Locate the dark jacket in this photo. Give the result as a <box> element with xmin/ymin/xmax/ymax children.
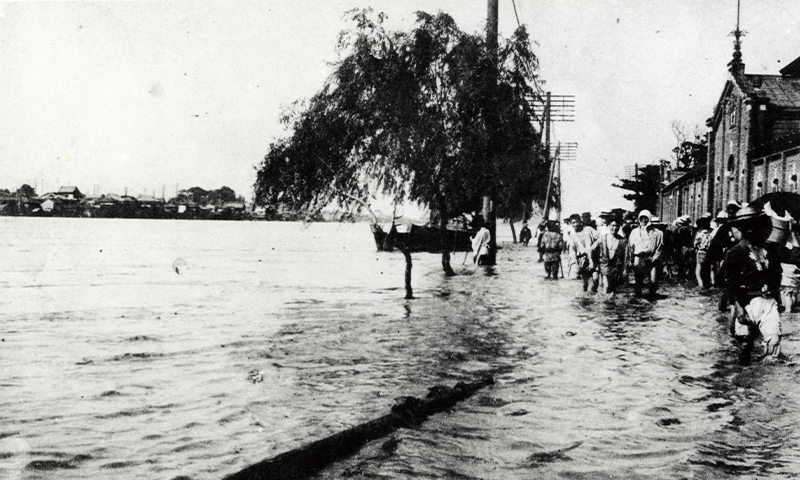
<box><xmin>724</xmin><ymin>240</ymin><xmax>781</xmax><ymax>307</ymax></box>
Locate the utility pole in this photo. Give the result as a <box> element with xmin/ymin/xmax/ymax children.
<box><xmin>534</xmin><ymin>93</ymin><xmax>575</xmax><ymax>223</ymax></box>
<box><xmin>541</xmin><ymin>93</ymin><xmax>553</xmax><ymax>220</ymax></box>
<box><xmin>484</xmin><ymin>0</ymin><xmax>498</xmax><ymax>265</ymax></box>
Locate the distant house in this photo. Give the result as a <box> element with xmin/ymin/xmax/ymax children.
<box><xmin>660</xmin><ymin>37</ymin><xmax>800</xmax><ymax>222</ymax></box>
<box><xmin>36</xmin><ymin>192</ymin><xmax>59</xmax><ymax>201</ymax></box>
<box><xmin>56</xmin><ymin>186</ymin><xmax>84</xmax><ymax>201</ymax></box>
<box><xmin>219</xmin><ymin>201</ymin><xmax>247</xmax><ymax>220</ymax></box>
<box><xmin>135</xmin><ymin>195</ymin><xmax>166</xmax><ymax>218</ymax></box>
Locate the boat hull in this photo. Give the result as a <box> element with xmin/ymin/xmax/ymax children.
<box><xmin>372</xmin><ymin>224</ymin><xmax>474</xmax><ymax>253</ymax></box>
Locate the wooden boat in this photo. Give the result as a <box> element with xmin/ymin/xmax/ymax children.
<box><xmin>371</xmin><ymin>223</ymin><xmax>475</xmax><ymax>253</ymax></box>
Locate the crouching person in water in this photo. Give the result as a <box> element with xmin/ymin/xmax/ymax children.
<box><xmin>540</xmin><ymin>221</ymin><xmax>564</xmax><ymax>279</ymax></box>
<box><xmin>724</xmin><ymin>207</ymin><xmax>783</xmax><ymax>364</ymax></box>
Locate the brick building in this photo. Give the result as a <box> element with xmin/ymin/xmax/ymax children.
<box><xmin>660</xmin><ymin>36</ymin><xmax>800</xmax><ymax>223</ymax></box>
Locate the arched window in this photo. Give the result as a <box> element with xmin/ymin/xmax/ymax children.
<box><xmin>726</xmin><ymin>155</ymin><xmax>735</xmax><ymax>177</ymax></box>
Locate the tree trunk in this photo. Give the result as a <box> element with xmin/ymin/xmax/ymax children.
<box><xmin>509</xmin><ymin>221</ymin><xmax>517</xmax><ymax>243</ymax></box>
<box><xmin>402</xmin><ymin>246</ymin><xmax>413</xmax><ymax>299</ymax></box>
<box><xmin>439</xmin><ymin>210</ymin><xmax>456</xmax><ymax>276</ymax></box>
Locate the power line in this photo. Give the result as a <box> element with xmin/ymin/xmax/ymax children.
<box><xmin>509</xmin><ymin>0</ymin><xmax>544</xmax><ymax>97</ymax></box>
<box><xmin>511</xmin><ymin>0</ymin><xmax>522</xmax><ymax>25</ymax></box>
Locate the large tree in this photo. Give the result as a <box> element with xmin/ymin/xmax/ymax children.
<box><xmin>613</xmin><ymin>164</ymin><xmax>661</xmax><ymax>214</ymax></box>
<box><xmin>255</xmin><ymin>9</ymin><xmax>547</xmax><ymax>274</ymax></box>
<box><xmin>671</xmin><ymin>122</ymin><xmax>708</xmax><ymax>171</ymax></box>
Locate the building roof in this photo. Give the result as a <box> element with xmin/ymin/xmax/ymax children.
<box><xmin>780</xmin><ymin>55</ymin><xmax>800</xmax><ymax>77</ymax></box>
<box><xmin>58</xmin><ymin>186</ymin><xmax>82</xmax><ymax>194</ymax></box>
<box><xmin>661</xmin><ymin>166</ymin><xmax>706</xmax><ymax>192</ymax></box>
<box><xmin>137</xmin><ymin>195</ymin><xmax>163</xmax><ymax>204</ymax></box>
<box><xmin>748</xmin><ymin>132</ymin><xmax>800</xmax><ymax>159</ymax></box>
<box><xmin>736</xmin><ymin>74</ymin><xmax>800</xmax><ymax>108</ymax></box>
<box><xmin>222</xmin><ymin>202</ymin><xmax>246</xmax><ymax>209</ymax></box>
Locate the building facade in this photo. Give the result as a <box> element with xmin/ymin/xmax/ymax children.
<box><xmin>660</xmin><ymin>41</ymin><xmax>800</xmax><ymax>223</ymax></box>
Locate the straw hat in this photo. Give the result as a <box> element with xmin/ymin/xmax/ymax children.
<box><xmin>730</xmin><ymin>205</ymin><xmax>764</xmax><ymax>226</ymax></box>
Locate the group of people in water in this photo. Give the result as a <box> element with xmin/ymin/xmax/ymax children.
<box><xmin>525</xmin><ymin>210</ymin><xmax>664</xmax><ymax>299</ymax></box>
<box><xmin>516</xmin><ymin>200</ymin><xmax>796</xmax><ymax>364</ymax></box>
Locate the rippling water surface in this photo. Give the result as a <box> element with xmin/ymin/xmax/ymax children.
<box><xmin>1</xmin><ymin>218</ymin><xmax>799</xmax><ymax>479</ymax></box>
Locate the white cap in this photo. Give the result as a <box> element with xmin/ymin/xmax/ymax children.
<box><xmin>638</xmin><ymin>209</ymin><xmax>653</xmax><ymax>220</ymax></box>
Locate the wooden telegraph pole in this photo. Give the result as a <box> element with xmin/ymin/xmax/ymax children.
<box><xmin>541</xmin><ymin>93</ymin><xmax>553</xmax><ymax>221</ymax></box>
<box><xmin>484</xmin><ymin>0</ymin><xmax>498</xmax><ymax>265</ymax></box>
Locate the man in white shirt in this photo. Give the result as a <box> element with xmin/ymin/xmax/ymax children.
<box><xmin>471</xmin><ymin>221</ymin><xmax>492</xmax><ymax>266</ymax></box>
<box><xmin>628</xmin><ymin>209</ymin><xmax>664</xmax><ymax>298</ymax></box>
<box><xmin>569</xmin><ymin>214</ymin><xmax>599</xmax><ymax>292</ymax></box>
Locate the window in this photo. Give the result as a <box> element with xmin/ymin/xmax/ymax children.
<box><xmin>729</xmin><ymin>108</ymin><xmax>737</xmax><ymax>127</ymax></box>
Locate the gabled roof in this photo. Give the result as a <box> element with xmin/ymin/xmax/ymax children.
<box><xmin>58</xmin><ymin>186</ymin><xmax>82</xmax><ymax>195</ymax></box>
<box><xmin>780</xmin><ymin>55</ymin><xmax>800</xmax><ymax>77</ymax></box>
<box><xmin>711</xmin><ymin>71</ymin><xmax>800</xmax><ymax>126</ymax></box>
<box><xmin>736</xmin><ymin>74</ymin><xmax>800</xmax><ymax>108</ymax></box>
<box><xmin>137</xmin><ymin>195</ymin><xmax>163</xmax><ymax>204</ymax></box>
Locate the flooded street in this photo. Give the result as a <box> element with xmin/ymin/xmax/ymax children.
<box><xmin>2</xmin><ymin>218</ymin><xmax>800</xmax><ymax>479</ymax></box>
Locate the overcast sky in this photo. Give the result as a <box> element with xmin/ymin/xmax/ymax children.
<box><xmin>1</xmin><ymin>0</ymin><xmax>799</xmax><ymax>215</ymax></box>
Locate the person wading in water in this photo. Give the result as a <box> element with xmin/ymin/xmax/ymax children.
<box><xmin>520</xmin><ymin>222</ymin><xmax>532</xmax><ymax>247</ymax></box>
<box><xmin>471</xmin><ymin>220</ymin><xmax>492</xmax><ymax>266</ymax></box>
<box><xmin>569</xmin><ymin>214</ymin><xmax>599</xmax><ymax>293</ymax></box>
<box><xmin>628</xmin><ymin>209</ymin><xmax>664</xmax><ymax>298</ymax></box>
<box><xmin>724</xmin><ymin>206</ymin><xmax>783</xmax><ymax>365</ymax></box>
<box><xmin>539</xmin><ymin>221</ymin><xmax>564</xmax><ymax>280</ymax></box>
<box><xmin>594</xmin><ymin>217</ymin><xmax>628</xmax><ymax>300</ymax></box>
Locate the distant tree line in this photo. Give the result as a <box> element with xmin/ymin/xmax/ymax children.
<box><xmin>0</xmin><ymin>184</ymin><xmax>255</xmax><ymax>220</ymax></box>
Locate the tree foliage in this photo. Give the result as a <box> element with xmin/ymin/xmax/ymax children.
<box><xmin>671</xmin><ymin>122</ymin><xmax>708</xmax><ymax>170</ymax></box>
<box><xmin>170</xmin><ymin>186</ymin><xmax>243</xmax><ymax>206</ymax></box>
<box><xmin>17</xmin><ymin>184</ymin><xmax>35</xmax><ymax>198</ymax></box>
<box><xmin>613</xmin><ymin>164</ymin><xmax>661</xmax><ymax>214</ymax></box>
<box><xmin>254</xmin><ymin>9</ymin><xmax>547</xmax><ymax>232</ymax></box>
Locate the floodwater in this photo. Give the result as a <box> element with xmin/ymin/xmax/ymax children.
<box><xmin>1</xmin><ymin>218</ymin><xmax>800</xmax><ymax>480</ymax></box>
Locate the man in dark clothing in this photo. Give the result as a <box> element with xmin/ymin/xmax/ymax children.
<box><xmin>581</xmin><ymin>212</ymin><xmax>597</xmax><ymax>230</ymax></box>
<box><xmin>539</xmin><ymin>221</ymin><xmax>564</xmax><ymax>279</ymax></box>
<box><xmin>520</xmin><ymin>222</ymin><xmax>532</xmax><ymax>247</ymax></box>
<box><xmin>724</xmin><ymin>207</ymin><xmax>782</xmax><ymax>364</ymax></box>
<box><xmin>535</xmin><ymin>222</ymin><xmax>547</xmax><ymax>261</ymax></box>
